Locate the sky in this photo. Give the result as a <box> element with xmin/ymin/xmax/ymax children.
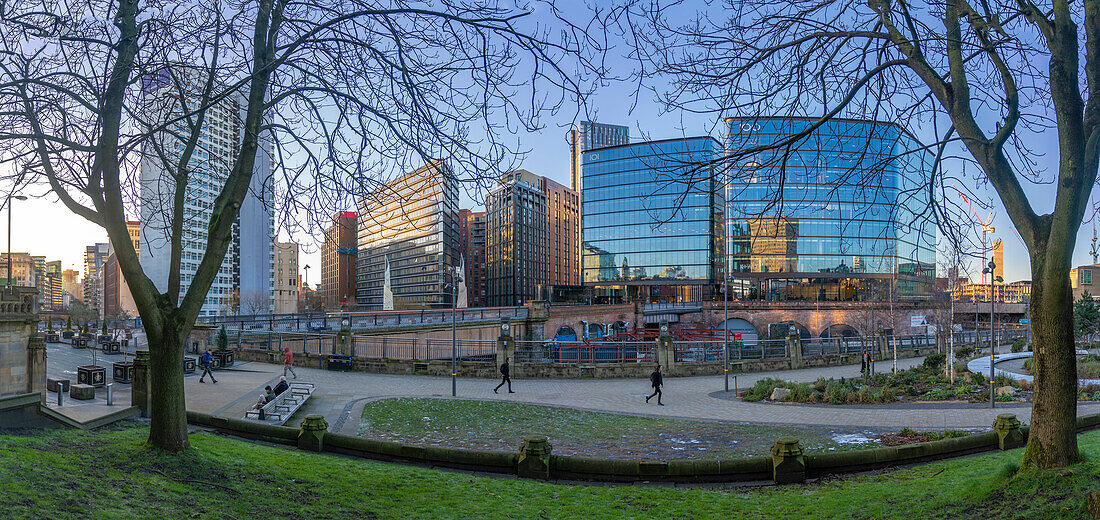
<box><xmin>0</xmin><ymin>2</ymin><xmax>1084</xmax><ymax>287</ymax></box>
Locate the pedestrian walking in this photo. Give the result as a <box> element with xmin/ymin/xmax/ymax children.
<box><xmin>645</xmin><ymin>364</ymin><xmax>664</xmax><ymax>405</ymax></box>
<box><xmin>494</xmin><ymin>356</ymin><xmax>514</xmax><ymax>393</ymax></box>
<box><xmin>283</xmin><ymin>346</ymin><xmax>297</xmax><ymax>379</ymax></box>
<box><xmin>198</xmin><ymin>349</ymin><xmax>218</xmax><ymax>384</ymax></box>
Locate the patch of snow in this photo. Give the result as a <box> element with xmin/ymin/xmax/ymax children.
<box><xmin>832</xmin><ymin>433</ymin><xmax>874</xmax><ymax>445</ymax></box>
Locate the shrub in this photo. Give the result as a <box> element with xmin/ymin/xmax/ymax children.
<box><xmin>972</xmin><ymin>372</ymin><xmax>986</xmax><ymax>385</ymax></box>
<box><xmin>742</xmin><ymin>378</ymin><xmax>800</xmax><ymax>401</ymax></box>
<box><xmin>955</xmin><ymin>347</ymin><xmax>974</xmax><ymax>360</ymax></box>
<box><xmin>1011</xmin><ymin>338</ymin><xmax>1026</xmax><ymax>353</ymax></box>
<box><xmin>922</xmin><ymin>354</ymin><xmax>946</xmax><ymax>370</ymax></box>
<box><xmin>217</xmin><ymin>326</ymin><xmax>229</xmax><ymax>351</ymax></box>
<box><xmin>926</xmin><ymin>430</ymin><xmax>969</xmax><ymax>441</ymax></box>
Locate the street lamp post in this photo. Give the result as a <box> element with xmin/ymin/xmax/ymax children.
<box><xmin>446</xmin><ymin>265</ymin><xmax>462</xmax><ymax>397</ymax></box>
<box><xmin>723</xmin><ymin>275</ymin><xmax>729</xmax><ymax>392</ymax></box>
<box><xmin>983</xmin><ymin>260</ymin><xmax>1003</xmax><ymax>408</ymax></box>
<box><xmin>6</xmin><ymin>194</ymin><xmax>27</xmax><ymax>291</ymax></box>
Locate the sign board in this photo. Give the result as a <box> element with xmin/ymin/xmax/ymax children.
<box><xmin>1020</xmin><ymin>318</ymin><xmax>1030</xmax><ymax>324</ymax></box>
<box><xmin>733</xmin><ymin>332</ymin><xmax>742</xmax><ymax>340</ymax></box>
<box><xmin>910</xmin><ymin>315</ymin><xmax>927</xmax><ymax>327</ymax></box>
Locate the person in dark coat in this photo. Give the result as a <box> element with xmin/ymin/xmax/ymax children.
<box><xmin>272</xmin><ymin>376</ymin><xmax>289</xmax><ymax>396</ymax></box>
<box><xmin>494</xmin><ymin>357</ymin><xmax>514</xmax><ymax>393</ymax></box>
<box><xmin>199</xmin><ymin>349</ymin><xmax>218</xmax><ymax>384</ymax></box>
<box><xmin>645</xmin><ymin>364</ymin><xmax>664</xmax><ymax>405</ymax></box>
<box><xmin>264</xmin><ymin>386</ymin><xmax>277</xmax><ymax>403</ymax></box>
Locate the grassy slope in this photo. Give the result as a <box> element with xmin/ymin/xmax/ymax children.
<box><xmin>2</xmin><ymin>424</ymin><xmax>1099</xmax><ymax>519</ymax></box>
<box><xmin>358</xmin><ymin>398</ymin><xmax>879</xmax><ymax>457</ymax></box>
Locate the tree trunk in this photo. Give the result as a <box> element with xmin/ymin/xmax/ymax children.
<box><xmin>146</xmin><ymin>322</ymin><xmax>190</xmax><ymax>451</ymax></box>
<box><xmin>1021</xmin><ymin>262</ymin><xmax>1080</xmax><ymax>469</ymax></box>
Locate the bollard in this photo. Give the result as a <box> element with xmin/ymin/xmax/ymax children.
<box><xmin>770</xmin><ymin>437</ymin><xmax>806</xmax><ymax>484</ymax></box>
<box><xmin>992</xmin><ymin>413</ymin><xmax>1025</xmax><ymax>450</ymax></box>
<box><xmin>56</xmin><ymin>385</ymin><xmax>63</xmax><ymax>406</ymax></box>
<box><xmin>517</xmin><ymin>435</ymin><xmax>553</xmax><ymax>479</ymax></box>
<box><xmin>733</xmin><ymin>375</ymin><xmax>738</xmax><ymax>395</ymax></box>
<box><xmin>298</xmin><ymin>414</ymin><xmax>328</xmax><ymax>452</ymax></box>
<box><xmin>106</xmin><ymin>383</ymin><xmax>113</xmax><ymax>406</ymax></box>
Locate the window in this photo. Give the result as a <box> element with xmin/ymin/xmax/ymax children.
<box><xmin>1083</xmin><ymin>269</ymin><xmax>1093</xmax><ymax>285</ymax></box>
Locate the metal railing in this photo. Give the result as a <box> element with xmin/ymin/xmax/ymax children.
<box><xmin>197</xmin><ymin>307</ymin><xmax>527</xmax><ymax>333</ymax></box>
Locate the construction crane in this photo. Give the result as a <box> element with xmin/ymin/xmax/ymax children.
<box><xmin>952</xmin><ymin>185</ymin><xmax>995</xmax><ymax>284</ymax></box>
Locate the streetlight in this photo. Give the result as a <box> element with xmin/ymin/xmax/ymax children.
<box><xmin>443</xmin><ymin>265</ymin><xmax>462</xmax><ymax>397</ymax></box>
<box><xmin>721</xmin><ymin>271</ymin><xmax>730</xmax><ymax>392</ymax></box>
<box><xmin>6</xmin><ymin>193</ymin><xmax>27</xmax><ymax>291</ymax></box>
<box><xmin>983</xmin><ymin>260</ymin><xmax>1003</xmax><ymax>408</ymax></box>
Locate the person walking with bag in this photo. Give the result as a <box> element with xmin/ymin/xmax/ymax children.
<box><xmin>645</xmin><ymin>364</ymin><xmax>663</xmax><ymax>405</ymax></box>
<box><xmin>494</xmin><ymin>356</ymin><xmax>514</xmax><ymax>393</ymax></box>
<box><xmin>198</xmin><ymin>349</ymin><xmax>218</xmax><ymax>384</ymax></box>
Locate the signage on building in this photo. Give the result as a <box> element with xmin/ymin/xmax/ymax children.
<box><xmin>910</xmin><ymin>315</ymin><xmax>927</xmax><ymax>327</ymax></box>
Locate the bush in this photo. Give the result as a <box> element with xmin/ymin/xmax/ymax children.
<box><xmin>1011</xmin><ymin>338</ymin><xmax>1026</xmax><ymax>353</ymax></box>
<box><xmin>955</xmin><ymin>347</ymin><xmax>974</xmax><ymax>360</ymax></box>
<box><xmin>217</xmin><ymin>326</ymin><xmax>229</xmax><ymax>351</ymax></box>
<box><xmin>922</xmin><ymin>354</ymin><xmax>946</xmax><ymax>370</ymax></box>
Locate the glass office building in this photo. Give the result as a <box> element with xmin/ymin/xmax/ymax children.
<box><xmin>356</xmin><ymin>161</ymin><xmax>459</xmax><ymax>310</ymax></box>
<box><xmin>581</xmin><ymin>137</ymin><xmax>723</xmax><ymax>303</ymax></box>
<box><xmin>724</xmin><ymin>117</ymin><xmax>936</xmax><ymax>301</ymax></box>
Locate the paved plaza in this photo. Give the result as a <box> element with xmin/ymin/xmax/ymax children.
<box><xmin>42</xmin><ymin>338</ymin><xmax>1099</xmax><ymax>436</ymax></box>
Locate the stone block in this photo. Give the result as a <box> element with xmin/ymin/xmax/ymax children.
<box><xmin>995</xmin><ymin>386</ymin><xmax>1017</xmax><ymax>397</ymax></box>
<box><xmin>992</xmin><ymin>413</ymin><xmax>1025</xmax><ymax>450</ymax></box>
<box><xmin>1087</xmin><ymin>490</ymin><xmax>1100</xmax><ymax>519</ymax></box>
<box><xmin>769</xmin><ymin>387</ymin><xmax>791</xmax><ymax>401</ymax></box>
<box><xmin>298</xmin><ymin>414</ymin><xmax>328</xmax><ymax>452</ymax></box>
<box><xmin>70</xmin><ymin>383</ymin><xmax>95</xmax><ymax>400</ymax></box>
<box><xmin>46</xmin><ymin>377</ymin><xmax>69</xmax><ymax>393</ymax></box>
<box><xmin>771</xmin><ymin>437</ymin><xmax>806</xmax><ymax>484</ymax></box>
<box><xmin>517</xmin><ymin>435</ymin><xmax>553</xmax><ymax>479</ymax></box>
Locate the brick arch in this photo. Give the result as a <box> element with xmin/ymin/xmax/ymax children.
<box><xmin>821</xmin><ymin>323</ymin><xmax>860</xmax><ymax>338</ymax></box>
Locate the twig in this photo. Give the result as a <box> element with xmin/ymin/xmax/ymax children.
<box><xmin>150</xmin><ymin>468</ymin><xmax>241</xmax><ymax>495</ymax></box>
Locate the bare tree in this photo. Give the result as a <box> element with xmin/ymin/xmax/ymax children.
<box><xmin>0</xmin><ymin>0</ymin><xmax>599</xmax><ymax>451</ymax></box>
<box><xmin>615</xmin><ymin>0</ymin><xmax>1096</xmax><ymax>468</ymax></box>
<box><xmin>241</xmin><ymin>290</ymin><xmax>269</xmax><ymax>315</ymax></box>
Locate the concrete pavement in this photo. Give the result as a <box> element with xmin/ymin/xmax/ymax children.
<box><xmin>44</xmin><ymin>338</ymin><xmax>1097</xmax><ymax>436</ymax></box>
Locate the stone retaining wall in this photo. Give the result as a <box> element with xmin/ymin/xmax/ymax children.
<box><xmin>188</xmin><ymin>409</ymin><xmax>1100</xmax><ymax>484</ymax></box>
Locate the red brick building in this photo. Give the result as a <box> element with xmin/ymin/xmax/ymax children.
<box><xmin>458</xmin><ymin>209</ymin><xmax>487</xmax><ymax>306</ymax></box>
<box><xmin>321</xmin><ymin>211</ymin><xmax>358</xmax><ymax>309</ymax></box>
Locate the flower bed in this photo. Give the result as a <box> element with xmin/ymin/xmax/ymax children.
<box><xmin>740</xmin><ymin>355</ymin><xmax>1029</xmax><ymax>404</ymax></box>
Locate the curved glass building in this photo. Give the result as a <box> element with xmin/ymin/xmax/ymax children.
<box><xmin>724</xmin><ymin>118</ymin><xmax>936</xmax><ymax>301</ymax></box>
<box><xmin>581</xmin><ymin>137</ymin><xmax>723</xmax><ymax>303</ymax></box>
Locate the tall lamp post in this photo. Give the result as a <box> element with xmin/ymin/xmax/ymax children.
<box><xmin>444</xmin><ymin>265</ymin><xmax>462</xmax><ymax>397</ymax></box>
<box><xmin>6</xmin><ymin>193</ymin><xmax>27</xmax><ymax>291</ymax></box>
<box><xmin>983</xmin><ymin>260</ymin><xmax>1003</xmax><ymax>408</ymax></box>
<box><xmin>722</xmin><ymin>275</ymin><xmax>729</xmax><ymax>392</ymax></box>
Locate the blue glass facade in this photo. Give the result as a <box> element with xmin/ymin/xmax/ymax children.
<box><xmin>724</xmin><ymin>118</ymin><xmax>936</xmax><ymax>301</ymax></box>
<box><xmin>582</xmin><ymin>137</ymin><xmax>723</xmax><ymax>302</ymax></box>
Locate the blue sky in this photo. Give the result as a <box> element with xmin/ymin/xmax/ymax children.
<box><xmin>2</xmin><ymin>2</ymin><xmax>1084</xmax><ymax>286</ymax></box>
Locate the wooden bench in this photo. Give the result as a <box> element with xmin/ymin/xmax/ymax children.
<box><xmin>243</xmin><ymin>382</ymin><xmax>315</xmax><ymax>425</ymax></box>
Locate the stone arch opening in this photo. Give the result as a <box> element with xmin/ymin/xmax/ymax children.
<box><xmin>821</xmin><ymin>323</ymin><xmax>859</xmax><ymax>338</ymax></box>
<box><xmin>554</xmin><ymin>326</ymin><xmax>577</xmax><ymax>342</ymax></box>
<box><xmin>768</xmin><ymin>321</ymin><xmax>811</xmax><ymax>340</ymax></box>
<box><xmin>718</xmin><ymin>318</ymin><xmax>761</xmax><ymax>344</ymax></box>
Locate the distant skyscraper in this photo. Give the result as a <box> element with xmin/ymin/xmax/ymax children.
<box><xmin>569</xmin><ymin>121</ymin><xmax>629</xmax><ymax>285</ymax></box>
<box><xmin>62</xmin><ymin>269</ymin><xmax>81</xmax><ymax>307</ymax></box>
<box><xmin>272</xmin><ymin>241</ymin><xmax>299</xmax><ymax>314</ymax></box>
<box><xmin>486</xmin><ymin>170</ymin><xmax>580</xmax><ymax>306</ymax></box>
<box><xmin>457</xmin><ymin>209</ymin><xmax>487</xmax><ymax>307</ymax></box>
<box><xmin>139</xmin><ymin>67</ymin><xmax>273</xmax><ymax>316</ymax></box>
<box><xmin>321</xmin><ymin>212</ymin><xmax>358</xmax><ymax>309</ymax></box>
<box><xmin>84</xmin><ymin>243</ymin><xmax>110</xmax><ymax>317</ymax></box>
<box><xmin>569</xmin><ymin>121</ymin><xmax>630</xmax><ymax>193</ymax></box>
<box><xmin>104</xmin><ymin>220</ymin><xmax>141</xmax><ymax>318</ymax></box>
<box><xmin>356</xmin><ymin>161</ymin><xmax>458</xmax><ymax>310</ymax></box>
<box><xmin>44</xmin><ymin>260</ymin><xmax>62</xmax><ymax>310</ymax></box>
<box><xmin>992</xmin><ymin>240</ymin><xmax>1004</xmax><ymax>280</ymax></box>
<box><xmin>0</xmin><ymin>252</ymin><xmax>34</xmax><ymax>288</ymax></box>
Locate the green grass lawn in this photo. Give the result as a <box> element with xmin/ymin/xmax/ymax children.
<box><xmin>2</xmin><ymin>423</ymin><xmax>1099</xmax><ymax>519</ymax></box>
<box><xmin>358</xmin><ymin>398</ymin><xmax>891</xmax><ymax>459</ymax></box>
